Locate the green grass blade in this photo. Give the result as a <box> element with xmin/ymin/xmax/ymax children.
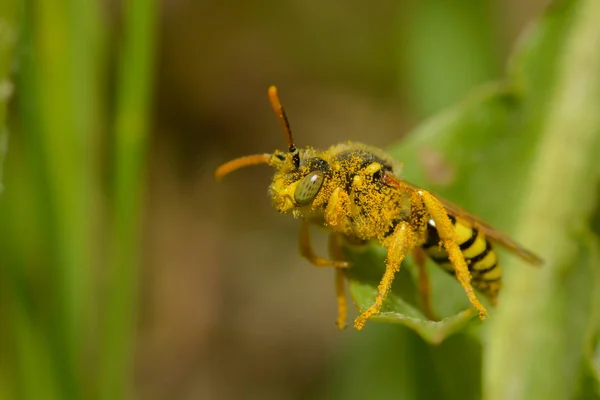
<box><xmin>1</xmin><ymin>0</ymin><xmax>103</xmax><ymax>397</ymax></box>
<box><xmin>99</xmin><ymin>0</ymin><xmax>157</xmax><ymax>397</ymax></box>
<box><xmin>28</xmin><ymin>0</ymin><xmax>104</xmax><ymax>395</ymax></box>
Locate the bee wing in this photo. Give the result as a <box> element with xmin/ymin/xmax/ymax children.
<box><xmin>381</xmin><ymin>173</ymin><xmax>543</xmax><ymax>266</ymax></box>
<box><xmin>435</xmin><ymin>195</ymin><xmax>543</xmax><ymax>266</ymax></box>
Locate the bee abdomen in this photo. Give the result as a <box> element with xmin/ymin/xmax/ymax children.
<box><xmin>421</xmin><ymin>217</ymin><xmax>502</xmax><ymax>302</ymax></box>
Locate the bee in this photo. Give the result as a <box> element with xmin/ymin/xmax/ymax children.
<box><xmin>215</xmin><ymin>86</ymin><xmax>543</xmax><ymax>330</ymax></box>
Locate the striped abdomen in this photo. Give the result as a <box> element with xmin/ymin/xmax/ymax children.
<box><xmin>422</xmin><ymin>215</ymin><xmax>502</xmax><ymax>303</ymax></box>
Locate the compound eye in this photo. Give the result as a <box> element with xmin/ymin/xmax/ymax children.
<box><xmin>294</xmin><ymin>171</ymin><xmax>325</xmax><ymax>205</ymax></box>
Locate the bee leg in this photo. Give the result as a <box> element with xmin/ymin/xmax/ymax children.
<box><xmin>354</xmin><ymin>222</ymin><xmax>414</xmax><ymax>330</ymax></box>
<box><xmin>324</xmin><ymin>187</ymin><xmax>351</xmax><ymax>230</ymax></box>
<box><xmin>417</xmin><ymin>189</ymin><xmax>488</xmax><ymax>319</ymax></box>
<box><xmin>299</xmin><ymin>221</ymin><xmax>350</xmax><ymax>268</ymax></box>
<box><xmin>329</xmin><ymin>233</ymin><xmax>348</xmax><ymax>329</ymax></box>
<box><xmin>412</xmin><ymin>247</ymin><xmax>439</xmax><ymax>321</ymax></box>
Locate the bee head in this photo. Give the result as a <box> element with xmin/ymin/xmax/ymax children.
<box><xmin>216</xmin><ymin>86</ymin><xmax>333</xmax><ymax>215</ymax></box>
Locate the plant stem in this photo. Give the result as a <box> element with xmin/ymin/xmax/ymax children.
<box><xmin>485</xmin><ymin>1</ymin><xmax>600</xmax><ymax>398</ymax></box>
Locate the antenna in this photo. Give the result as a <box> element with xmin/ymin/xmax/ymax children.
<box><xmin>214</xmin><ymin>154</ymin><xmax>271</xmax><ymax>180</ymax></box>
<box><xmin>268</xmin><ymin>86</ymin><xmax>300</xmax><ymax>168</ymax></box>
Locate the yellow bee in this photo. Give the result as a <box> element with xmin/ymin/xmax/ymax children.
<box><xmin>216</xmin><ymin>86</ymin><xmax>542</xmax><ymax>330</ymax></box>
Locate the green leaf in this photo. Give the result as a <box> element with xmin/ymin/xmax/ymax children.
<box><xmin>323</xmin><ymin>326</ymin><xmax>481</xmax><ymax>400</ymax></box>
<box><xmin>352</xmin><ymin>281</ymin><xmax>477</xmax><ymax>346</ymax></box>
<box><xmin>403</xmin><ymin>0</ymin><xmax>498</xmax><ymax>117</ymax></box>
<box><xmin>345</xmin><ymin>245</ymin><xmax>478</xmax><ymax>344</ymax></box>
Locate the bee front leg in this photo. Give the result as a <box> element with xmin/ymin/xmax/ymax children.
<box><xmin>299</xmin><ymin>221</ymin><xmax>349</xmax><ymax>268</ymax></box>
<box><xmin>322</xmin><ymin>187</ymin><xmax>354</xmax><ymax>328</ymax></box>
<box><xmin>417</xmin><ymin>189</ymin><xmax>488</xmax><ymax>319</ymax></box>
<box><xmin>354</xmin><ymin>221</ymin><xmax>415</xmax><ymax>330</ymax></box>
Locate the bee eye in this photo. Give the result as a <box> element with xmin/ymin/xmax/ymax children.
<box><xmin>294</xmin><ymin>171</ymin><xmax>325</xmax><ymax>205</ymax></box>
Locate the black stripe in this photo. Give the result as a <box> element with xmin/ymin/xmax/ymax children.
<box><xmin>422</xmin><ymin>225</ymin><xmax>440</xmax><ymax>249</ymax></box>
<box><xmin>473</xmin><ymin>261</ymin><xmax>498</xmax><ymax>276</ymax></box>
<box><xmin>467</xmin><ymin>240</ymin><xmax>492</xmax><ymax>264</ymax></box>
<box><xmin>430</xmin><ymin>251</ymin><xmax>478</xmax><ymax>272</ymax></box>
<box><xmin>481</xmin><ymin>276</ymin><xmax>501</xmax><ymax>283</ymax></box>
<box><xmin>459</xmin><ymin>228</ymin><xmax>478</xmax><ymax>250</ymax></box>
<box><xmin>422</xmin><ymin>216</ymin><xmax>456</xmax><ymax>249</ymax></box>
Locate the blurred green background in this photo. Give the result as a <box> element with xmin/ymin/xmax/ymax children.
<box><xmin>1</xmin><ymin>0</ymin><xmax>600</xmax><ymax>399</ymax></box>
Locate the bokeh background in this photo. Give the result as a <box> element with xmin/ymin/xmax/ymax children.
<box><xmin>4</xmin><ymin>0</ymin><xmax>590</xmax><ymax>399</ymax></box>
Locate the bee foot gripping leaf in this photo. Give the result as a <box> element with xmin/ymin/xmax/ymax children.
<box><xmin>349</xmin><ymin>275</ymin><xmax>478</xmax><ymax>345</ymax></box>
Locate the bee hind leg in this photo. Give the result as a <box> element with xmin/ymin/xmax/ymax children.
<box><xmin>354</xmin><ymin>221</ymin><xmax>415</xmax><ymax>330</ymax></box>
<box><xmin>417</xmin><ymin>189</ymin><xmax>488</xmax><ymax>319</ymax></box>
<box><xmin>299</xmin><ymin>222</ymin><xmax>350</xmax><ymax>329</ymax></box>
